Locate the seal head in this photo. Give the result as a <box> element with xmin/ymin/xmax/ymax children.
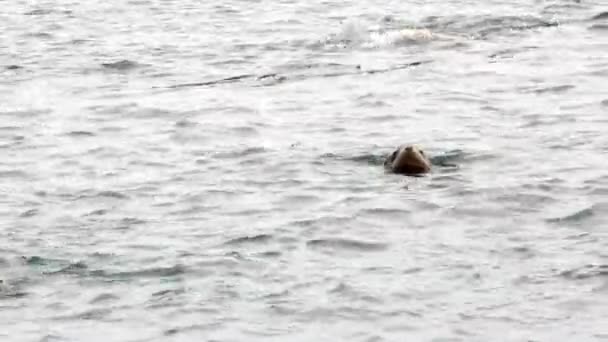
<box><xmin>384</xmin><ymin>145</ymin><xmax>431</xmax><ymax>175</ymax></box>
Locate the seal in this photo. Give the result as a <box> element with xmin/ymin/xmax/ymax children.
<box><xmin>384</xmin><ymin>145</ymin><xmax>431</xmax><ymax>175</ymax></box>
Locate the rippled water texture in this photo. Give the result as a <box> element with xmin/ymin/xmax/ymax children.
<box><xmin>1</xmin><ymin>0</ymin><xmax>608</xmax><ymax>341</ymax></box>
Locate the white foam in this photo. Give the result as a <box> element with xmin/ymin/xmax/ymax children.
<box><xmin>334</xmin><ymin>20</ymin><xmax>439</xmax><ymax>48</ymax></box>
<box><xmin>335</xmin><ymin>19</ymin><xmax>369</xmax><ymax>44</ymax></box>
<box><xmin>367</xmin><ymin>28</ymin><xmax>435</xmax><ymax>47</ymax></box>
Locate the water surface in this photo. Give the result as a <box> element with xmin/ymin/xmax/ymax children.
<box><xmin>1</xmin><ymin>1</ymin><xmax>608</xmax><ymax>341</ymax></box>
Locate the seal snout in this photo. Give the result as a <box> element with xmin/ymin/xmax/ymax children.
<box><xmin>385</xmin><ymin>144</ymin><xmax>432</xmax><ymax>175</ymax></box>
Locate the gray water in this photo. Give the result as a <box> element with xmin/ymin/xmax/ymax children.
<box><xmin>1</xmin><ymin>0</ymin><xmax>608</xmax><ymax>341</ymax></box>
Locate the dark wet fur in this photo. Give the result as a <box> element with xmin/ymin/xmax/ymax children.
<box><xmin>388</xmin><ymin>163</ymin><xmax>430</xmax><ymax>176</ymax></box>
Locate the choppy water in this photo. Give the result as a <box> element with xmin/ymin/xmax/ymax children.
<box><xmin>2</xmin><ymin>0</ymin><xmax>608</xmax><ymax>341</ymax></box>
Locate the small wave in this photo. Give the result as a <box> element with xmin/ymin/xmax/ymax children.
<box><xmin>167</xmin><ymin>74</ymin><xmax>255</xmax><ymax>88</ymax></box>
<box><xmin>489</xmin><ymin>46</ymin><xmax>539</xmax><ymax>60</ymax></box>
<box><xmin>546</xmin><ymin>207</ymin><xmax>594</xmax><ymax>223</ymax></box>
<box><xmin>104</xmin><ymin>265</ymin><xmax>187</xmax><ymax>279</ymax></box>
<box><xmin>24</xmin><ymin>8</ymin><xmax>72</xmax><ymax>16</ymax></box>
<box><xmin>224</xmin><ymin>234</ymin><xmax>273</xmax><ymax>245</ymax></box>
<box><xmin>327</xmin><ymin>19</ymin><xmax>443</xmax><ymax>49</ymax></box>
<box><xmin>163</xmin><ymin>323</ymin><xmax>221</xmax><ymax>336</ymax></box>
<box><xmin>542</xmin><ymin>3</ymin><xmax>586</xmax><ymax>14</ymax></box>
<box><xmin>429</xmin><ymin>149</ymin><xmax>465</xmax><ymax>167</ymax></box>
<box><xmin>591</xmin><ymin>12</ymin><xmax>608</xmax><ymax>21</ymax></box>
<box><xmin>320</xmin><ymin>152</ymin><xmax>388</xmax><ymax>166</ymax></box>
<box><xmin>152</xmin><ymin>288</ymin><xmax>186</xmax><ymax>298</ymax></box>
<box><xmin>422</xmin><ymin>14</ymin><xmax>557</xmax><ymax>39</ymax></box>
<box><xmin>114</xmin><ymin>217</ymin><xmax>146</xmax><ymax>229</ymax></box>
<box><xmin>0</xmin><ymin>109</ymin><xmax>51</xmax><ymax>117</ymax></box>
<box><xmin>0</xmin><ymin>280</ymin><xmax>27</xmax><ymax>299</ymax></box>
<box><xmin>26</xmin><ymin>32</ymin><xmax>53</xmax><ymax>39</ymax></box>
<box><xmin>560</xmin><ymin>264</ymin><xmax>608</xmax><ymax>280</ymax></box>
<box><xmin>80</xmin><ymin>190</ymin><xmax>128</xmax><ymax>200</ymax></box>
<box><xmin>256</xmin><ymin>250</ymin><xmax>281</xmax><ymax>258</ymax></box>
<box><xmin>4</xmin><ymin>65</ymin><xmax>22</xmax><ymax>70</ymax></box>
<box><xmin>98</xmin><ymin>191</ymin><xmax>128</xmax><ymax>199</ymax></box>
<box><xmin>22</xmin><ymin>256</ymin><xmax>144</xmax><ymax>280</ymax></box>
<box><xmin>85</xmin><ymin>209</ymin><xmax>108</xmax><ymax>216</ymax></box>
<box><xmin>230</xmin><ymin>126</ymin><xmax>259</xmax><ymax>136</ymax></box>
<box><xmin>66</xmin><ymin>130</ymin><xmax>95</xmax><ymax>137</ymax></box>
<box><xmin>479</xmin><ymin>16</ymin><xmax>558</xmax><ymax>37</ymax></box>
<box><xmin>589</xmin><ymin>24</ymin><xmax>608</xmax><ymax>31</ymax></box>
<box><xmin>258</xmin><ymin>73</ymin><xmax>287</xmax><ymax>86</ymax></box>
<box><xmin>36</xmin><ymin>263</ymin><xmax>187</xmax><ymax>282</ymax></box>
<box><xmin>358</xmin><ymin>207</ymin><xmax>411</xmax><ymax>216</ymax></box>
<box><xmin>525</xmin><ymin>84</ymin><xmax>575</xmax><ymax>94</ymax></box>
<box><xmin>0</xmin><ymin>126</ymin><xmax>22</xmax><ymax>132</ymax></box>
<box><xmin>101</xmin><ymin>59</ymin><xmax>141</xmax><ymax>70</ymax></box>
<box><xmin>89</xmin><ymin>293</ymin><xmax>120</xmax><ymax>304</ymax></box>
<box><xmin>307</xmin><ymin>238</ymin><xmax>388</xmax><ymax>252</ymax></box>
<box><xmin>367</xmin><ymin>28</ymin><xmax>436</xmax><ymax>47</ymax></box>
<box><xmin>167</xmin><ymin>60</ymin><xmax>428</xmax><ymax>89</ymax></box>
<box><xmin>214</xmin><ymin>146</ymin><xmax>267</xmax><ymax>159</ymax></box>
<box><xmin>76</xmin><ymin>308</ymin><xmax>112</xmax><ymax>320</ymax></box>
<box><xmin>19</xmin><ymin>209</ymin><xmax>39</xmax><ymax>218</ymax></box>
<box><xmin>0</xmin><ymin>170</ymin><xmax>29</xmax><ymax>179</ymax></box>
<box><xmin>23</xmin><ymin>255</ymin><xmax>55</xmax><ymax>266</ymax></box>
<box><xmin>45</xmin><ymin>261</ymin><xmax>88</xmax><ymax>275</ymax></box>
<box><xmin>174</xmin><ymin>119</ymin><xmax>198</xmax><ymax>128</ymax></box>
<box><xmin>346</xmin><ymin>153</ymin><xmax>387</xmax><ymax>166</ymax></box>
<box><xmin>24</xmin><ymin>9</ymin><xmax>52</xmax><ymax>15</ymax></box>
<box><xmin>38</xmin><ymin>334</ymin><xmax>67</xmax><ymax>342</ymax></box>
<box><xmin>329</xmin><ymin>282</ymin><xmax>383</xmax><ymax>304</ymax></box>
<box><xmin>53</xmin><ymin>308</ymin><xmax>112</xmax><ymax>321</ymax></box>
